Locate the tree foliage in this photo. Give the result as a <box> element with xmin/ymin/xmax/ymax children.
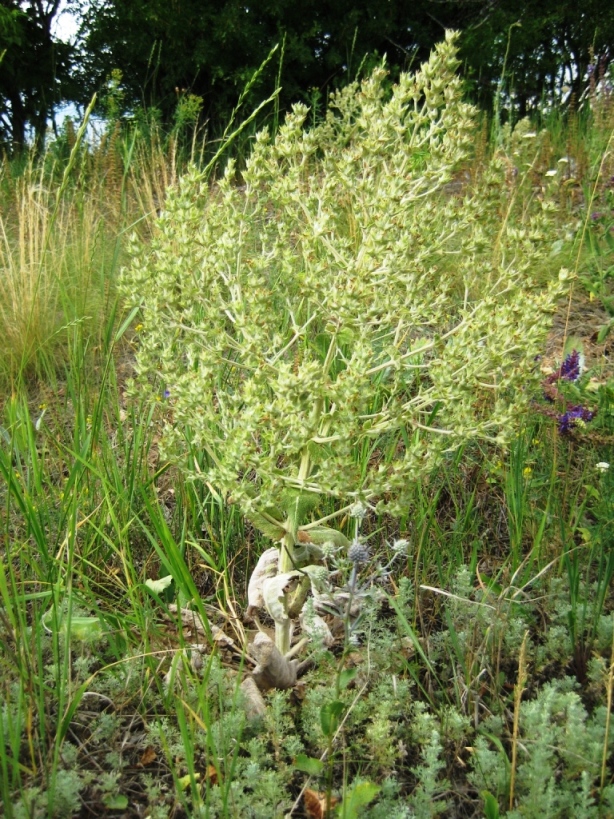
<box><xmin>2</xmin><ymin>1</ymin><xmax>613</xmax><ymax>151</ymax></box>
<box><xmin>77</xmin><ymin>0</ymin><xmax>457</xmax><ymax>133</ymax></box>
<box><xmin>0</xmin><ymin>1</ymin><xmax>72</xmax><ymax>151</ymax></box>
<box><xmin>459</xmin><ymin>0</ymin><xmax>614</xmax><ymax>115</ymax></box>
<box><xmin>76</xmin><ymin>0</ymin><xmax>614</xmax><ymax>135</ymax></box>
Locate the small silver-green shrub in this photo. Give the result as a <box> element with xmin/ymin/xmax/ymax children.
<box><xmin>470</xmin><ymin>679</ymin><xmax>614</xmax><ymax>817</ymax></box>
<box><xmin>124</xmin><ymin>32</ymin><xmax>567</xmax><ymax>651</ymax></box>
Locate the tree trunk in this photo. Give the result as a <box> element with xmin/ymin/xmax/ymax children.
<box><xmin>9</xmin><ymin>93</ymin><xmax>26</xmax><ymax>152</ymax></box>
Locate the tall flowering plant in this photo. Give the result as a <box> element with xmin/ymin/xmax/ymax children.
<box><xmin>125</xmin><ymin>33</ymin><xmax>567</xmax><ymax>655</ymax></box>
<box><xmin>542</xmin><ymin>344</ymin><xmax>596</xmax><ymax>434</ymax></box>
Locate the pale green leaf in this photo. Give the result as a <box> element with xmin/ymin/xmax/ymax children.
<box><xmin>294</xmin><ymin>754</ymin><xmax>324</xmax><ymax>776</ymax></box>
<box><xmin>145</xmin><ymin>575</ymin><xmax>174</xmax><ymax>594</ymax></box>
<box><xmin>103</xmin><ymin>794</ymin><xmax>129</xmax><ymax>811</ymax></box>
<box><xmin>60</xmin><ymin>616</ymin><xmax>103</xmax><ymax>642</ymax></box>
<box><xmin>245</xmin><ymin>510</ymin><xmax>286</xmax><ymax>541</ymax></box>
<box><xmin>340</xmin><ymin>782</ymin><xmax>381</xmax><ymax>817</ymax></box>
<box><xmin>299</xmin><ymin>526</ymin><xmax>350</xmax><ymax>548</ymax></box>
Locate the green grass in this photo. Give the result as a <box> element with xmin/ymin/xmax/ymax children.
<box><xmin>0</xmin><ymin>85</ymin><xmax>613</xmax><ymax>818</ymax></box>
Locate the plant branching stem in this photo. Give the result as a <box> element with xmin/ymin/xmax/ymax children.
<box><xmin>275</xmin><ymin>334</ymin><xmax>339</xmax><ymax>653</ymax></box>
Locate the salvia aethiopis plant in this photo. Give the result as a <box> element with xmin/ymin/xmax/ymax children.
<box><xmin>124</xmin><ymin>32</ymin><xmax>568</xmax><ymax>657</ymax></box>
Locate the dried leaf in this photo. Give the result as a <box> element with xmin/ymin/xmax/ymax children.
<box><xmin>250</xmin><ymin>632</ymin><xmax>298</xmax><ymax>690</ymax></box>
<box><xmin>168</xmin><ymin>605</ymin><xmax>234</xmax><ymax>648</ymax></box>
<box><xmin>240</xmin><ymin>675</ymin><xmax>267</xmax><ymax>719</ymax></box>
<box><xmin>304</xmin><ymin>788</ymin><xmax>339</xmax><ymax>818</ymax></box>
<box><xmin>247</xmin><ymin>548</ymin><xmax>279</xmax><ymax>613</ymax></box>
<box><xmin>299</xmin><ymin>604</ymin><xmax>334</xmax><ymax>647</ymax></box>
<box><xmin>190</xmin><ymin>645</ymin><xmax>205</xmax><ymax>672</ymax></box>
<box><xmin>139</xmin><ymin>746</ymin><xmax>157</xmax><ymax>766</ymax></box>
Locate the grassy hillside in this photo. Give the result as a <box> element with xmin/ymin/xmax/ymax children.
<box><xmin>0</xmin><ymin>56</ymin><xmax>613</xmax><ymax>818</ymax></box>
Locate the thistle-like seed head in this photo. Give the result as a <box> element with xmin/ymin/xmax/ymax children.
<box><xmin>348</xmin><ymin>540</ymin><xmax>371</xmax><ymax>565</ymax></box>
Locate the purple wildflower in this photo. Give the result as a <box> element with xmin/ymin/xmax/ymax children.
<box><xmin>558</xmin><ymin>405</ymin><xmax>595</xmax><ymax>434</ymax></box>
<box><xmin>543</xmin><ymin>350</ymin><xmax>582</xmax><ymax>401</ymax></box>
<box><xmin>559</xmin><ymin>350</ymin><xmax>581</xmax><ymax>381</ymax></box>
<box><xmin>163</xmin><ymin>388</ymin><xmax>171</xmax><ymax>399</ymax></box>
